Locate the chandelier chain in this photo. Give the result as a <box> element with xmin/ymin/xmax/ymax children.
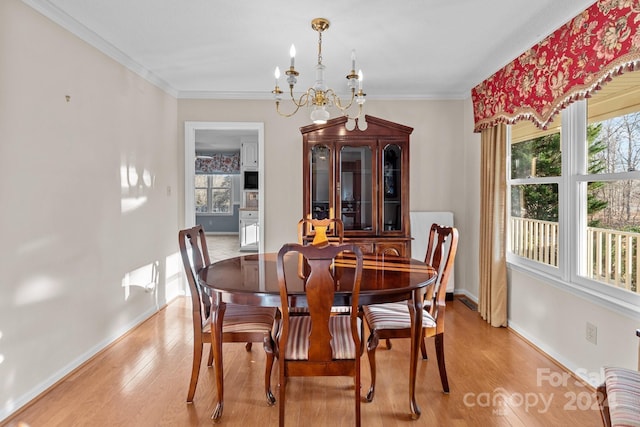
<box><xmin>317</xmin><ymin>31</ymin><xmax>323</xmax><ymax>65</ymax></box>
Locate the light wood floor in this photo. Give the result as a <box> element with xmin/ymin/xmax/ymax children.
<box><xmin>3</xmin><ymin>296</ymin><xmax>602</xmax><ymax>427</ymax></box>
<box><xmin>206</xmin><ymin>234</ymin><xmax>244</xmax><ymax>262</ymax></box>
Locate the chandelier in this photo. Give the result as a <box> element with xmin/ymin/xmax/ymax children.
<box><xmin>272</xmin><ymin>18</ymin><xmax>366</xmax><ymax>125</ymax></box>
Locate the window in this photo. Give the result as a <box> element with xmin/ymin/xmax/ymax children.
<box><xmin>509</xmin><ymin>118</ymin><xmax>562</xmax><ymax>269</ymax></box>
<box><xmin>583</xmin><ymin>90</ymin><xmax>640</xmax><ymax>293</ymax></box>
<box><xmin>195</xmin><ymin>174</ymin><xmax>233</xmax><ymax>215</ymax></box>
<box><xmin>508</xmin><ymin>71</ymin><xmax>640</xmax><ymax>308</ymax></box>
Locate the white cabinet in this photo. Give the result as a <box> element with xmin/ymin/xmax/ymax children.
<box><xmin>240</xmin><ymin>141</ymin><xmax>259</xmax><ymax>250</ymax></box>
<box><xmin>241</xmin><ymin>142</ymin><xmax>258</xmax><ymax>169</ymax></box>
<box><xmin>239</xmin><ymin>209</ymin><xmax>259</xmax><ymax>251</ymax></box>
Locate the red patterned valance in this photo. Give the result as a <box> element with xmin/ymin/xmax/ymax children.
<box><xmin>472</xmin><ymin>0</ymin><xmax>640</xmax><ymax>132</ymax></box>
<box><xmin>195</xmin><ymin>153</ymin><xmax>240</xmax><ymax>174</ymax></box>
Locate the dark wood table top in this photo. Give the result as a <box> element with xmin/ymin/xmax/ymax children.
<box><xmin>199</xmin><ymin>251</ymin><xmax>437</xmax><ymax>307</ymax></box>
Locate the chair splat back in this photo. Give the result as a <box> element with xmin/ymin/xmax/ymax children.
<box><xmin>297</xmin><ymin>217</ymin><xmax>344</xmax><ymax>246</ymax></box>
<box><xmin>425</xmin><ymin>224</ymin><xmax>459</xmax><ymax>326</ymax></box>
<box><xmin>304</xmin><ymin>256</ymin><xmax>338</xmax><ymax>361</ymax></box>
<box><xmin>178</xmin><ymin>226</ymin><xmax>211</xmax><ymax>327</ymax></box>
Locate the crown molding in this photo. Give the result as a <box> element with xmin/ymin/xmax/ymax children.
<box><xmin>21</xmin><ymin>0</ymin><xmax>178</xmax><ymax>98</ymax></box>
<box><xmin>177</xmin><ymin>90</ymin><xmax>469</xmax><ymax>101</ymax></box>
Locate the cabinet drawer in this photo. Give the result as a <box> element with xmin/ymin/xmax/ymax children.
<box><xmin>240</xmin><ymin>210</ymin><xmax>258</xmax><ymax>219</ymax></box>
<box><xmin>354</xmin><ymin>242</ymin><xmax>375</xmax><ymax>254</ymax></box>
<box><xmin>375</xmin><ymin>242</ymin><xmax>407</xmax><ymax>257</ymax></box>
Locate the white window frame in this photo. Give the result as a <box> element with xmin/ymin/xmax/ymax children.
<box><xmin>507</xmin><ymin>100</ymin><xmax>640</xmax><ymax>317</ymax></box>
<box><xmin>195</xmin><ymin>175</ymin><xmax>234</xmax><ymax>216</ymax></box>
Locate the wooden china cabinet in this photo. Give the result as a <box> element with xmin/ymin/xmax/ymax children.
<box><xmin>301</xmin><ymin>115</ymin><xmax>413</xmax><ymax>256</ymax></box>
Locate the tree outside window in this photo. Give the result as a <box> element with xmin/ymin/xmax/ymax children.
<box><xmin>194</xmin><ymin>174</ymin><xmax>233</xmax><ymax>215</ymax></box>
<box><xmin>589</xmin><ymin>112</ymin><xmax>640</xmax><ymax>231</ymax></box>
<box><xmin>210</xmin><ymin>175</ymin><xmax>232</xmax><ymax>213</ymax></box>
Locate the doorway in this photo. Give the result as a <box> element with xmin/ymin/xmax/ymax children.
<box><xmin>184</xmin><ymin>122</ymin><xmax>264</xmax><ymax>253</ymax></box>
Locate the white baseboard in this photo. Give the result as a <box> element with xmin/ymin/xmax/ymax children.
<box><xmin>0</xmin><ymin>305</ymin><xmax>161</xmax><ymax>423</ymax></box>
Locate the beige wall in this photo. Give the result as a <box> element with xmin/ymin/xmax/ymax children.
<box><xmin>177</xmin><ymin>99</ymin><xmax>476</xmax><ymax>297</ymax></box>
<box><xmin>509</xmin><ymin>268</ymin><xmax>638</xmax><ymax>380</ymax></box>
<box><xmin>9</xmin><ymin>0</ymin><xmax>637</xmax><ymax>422</ymax></box>
<box><xmin>0</xmin><ymin>0</ymin><xmax>180</xmax><ymax>419</ymax></box>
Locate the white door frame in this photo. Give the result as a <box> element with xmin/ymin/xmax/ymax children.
<box><xmin>184</xmin><ymin>121</ymin><xmax>265</xmax><ymax>252</ymax></box>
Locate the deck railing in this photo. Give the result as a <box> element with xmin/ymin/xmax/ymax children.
<box><xmin>509</xmin><ymin>217</ymin><xmax>639</xmax><ymax>293</ymax></box>
<box><xmin>510</xmin><ymin>217</ymin><xmax>559</xmax><ymax>267</ymax></box>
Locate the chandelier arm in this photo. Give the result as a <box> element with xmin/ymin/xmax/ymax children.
<box><xmin>343</xmin><ymin>103</ymin><xmax>365</xmax><ymax>129</ymax></box>
<box><xmin>327</xmin><ymin>89</ymin><xmax>356</xmax><ymax>112</ymax></box>
<box><xmin>275</xmin><ymin>101</ymin><xmax>302</xmax><ymax>118</ymax></box>
<box><xmin>288</xmin><ymin>89</ymin><xmax>313</xmax><ymax>108</ymax></box>
<box><xmin>350</xmin><ymin>103</ymin><xmax>364</xmax><ymax>121</ymax></box>
<box><xmin>276</xmin><ymin>91</ymin><xmax>313</xmax><ymax>118</ymax></box>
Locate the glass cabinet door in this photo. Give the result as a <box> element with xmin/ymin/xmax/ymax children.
<box><xmin>339</xmin><ymin>145</ymin><xmax>373</xmax><ymax>231</ymax></box>
<box><xmin>382</xmin><ymin>144</ymin><xmax>402</xmax><ymax>232</ymax></box>
<box><xmin>310</xmin><ymin>144</ymin><xmax>331</xmax><ymax>220</ymax></box>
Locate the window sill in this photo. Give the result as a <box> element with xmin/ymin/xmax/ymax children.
<box><xmin>195</xmin><ymin>212</ymin><xmax>234</xmax><ymax>217</ymax></box>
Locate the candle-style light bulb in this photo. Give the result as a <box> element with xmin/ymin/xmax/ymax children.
<box><xmin>358</xmin><ymin>70</ymin><xmax>363</xmax><ymax>90</ymax></box>
<box><xmin>274</xmin><ymin>66</ymin><xmax>280</xmax><ymax>85</ymax></box>
<box><xmin>290</xmin><ymin>44</ymin><xmax>296</xmax><ymax>68</ymax></box>
<box><xmin>351</xmin><ymin>50</ymin><xmax>356</xmax><ymax>71</ymax></box>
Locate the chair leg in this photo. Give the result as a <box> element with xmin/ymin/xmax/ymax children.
<box><xmin>355</xmin><ymin>362</ymin><xmax>361</xmax><ymax>427</ymax></box>
<box><xmin>263</xmin><ymin>335</ymin><xmax>276</xmax><ymax>405</ymax></box>
<box><xmin>420</xmin><ymin>336</ymin><xmax>428</xmax><ymax>360</ymax></box>
<box><xmin>279</xmin><ymin>366</ymin><xmax>286</xmax><ymax>427</ymax></box>
<box><xmin>187</xmin><ymin>341</ymin><xmax>203</xmax><ymax>402</ymax></box>
<box><xmin>597</xmin><ymin>383</ymin><xmax>611</xmax><ymax>427</ymax></box>
<box><xmin>366</xmin><ymin>331</ymin><xmax>380</xmax><ymax>402</ymax></box>
<box><xmin>246</xmin><ymin>342</ymin><xmax>253</xmax><ymax>351</ymax></box>
<box><xmin>385</xmin><ymin>338</ymin><xmax>392</xmax><ymax>349</ymax></box>
<box><xmin>207</xmin><ymin>345</ymin><xmax>214</xmax><ymax>367</ymax></box>
<box><xmin>358</xmin><ymin>310</ymin><xmax>365</xmax><ymax>356</ymax></box>
<box><xmin>273</xmin><ymin>309</ymin><xmax>282</xmax><ymax>360</ymax></box>
<box><xmin>434</xmin><ymin>333</ymin><xmax>449</xmax><ymax>393</ymax></box>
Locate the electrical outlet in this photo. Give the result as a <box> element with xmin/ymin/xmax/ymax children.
<box><xmin>586</xmin><ymin>322</ymin><xmax>598</xmax><ymax>345</ymax></box>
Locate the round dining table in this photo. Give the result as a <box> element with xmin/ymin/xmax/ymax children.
<box><xmin>199</xmin><ymin>251</ymin><xmax>437</xmax><ymax>421</ymax></box>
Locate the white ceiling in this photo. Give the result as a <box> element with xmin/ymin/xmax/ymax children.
<box><xmin>26</xmin><ymin>0</ymin><xmax>597</xmax><ymax>100</ymax></box>
<box><xmin>195</xmin><ymin>129</ymin><xmax>257</xmax><ymax>151</ymax></box>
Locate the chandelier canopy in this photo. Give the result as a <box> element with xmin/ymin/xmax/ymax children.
<box><xmin>272</xmin><ymin>18</ymin><xmax>366</xmax><ymax>125</ymax></box>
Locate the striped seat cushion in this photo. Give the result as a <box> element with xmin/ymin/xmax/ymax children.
<box><xmin>602</xmin><ymin>366</ymin><xmax>640</xmax><ymax>427</ymax></box>
<box><xmin>203</xmin><ymin>304</ymin><xmax>277</xmax><ymax>334</ymax></box>
<box><xmin>363</xmin><ymin>302</ymin><xmax>436</xmax><ymax>330</ymax></box>
<box><xmin>284</xmin><ymin>315</ymin><xmax>361</xmax><ymax>360</ymax></box>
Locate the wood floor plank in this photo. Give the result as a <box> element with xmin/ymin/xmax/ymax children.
<box><xmin>2</xmin><ymin>297</ymin><xmax>603</xmax><ymax>427</ymax></box>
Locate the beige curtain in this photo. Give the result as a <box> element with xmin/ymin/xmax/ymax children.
<box><xmin>479</xmin><ymin>124</ymin><xmax>508</xmax><ymax>327</ymax></box>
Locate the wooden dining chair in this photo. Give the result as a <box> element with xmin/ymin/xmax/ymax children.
<box><xmin>178</xmin><ymin>225</ymin><xmax>279</xmax><ymax>405</ymax></box>
<box><xmin>597</xmin><ymin>366</ymin><xmax>640</xmax><ymax>427</ymax></box>
<box><xmin>363</xmin><ymin>224</ymin><xmax>458</xmax><ymax>401</ymax></box>
<box><xmin>276</xmin><ymin>243</ymin><xmax>364</xmax><ymax>427</ymax></box>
